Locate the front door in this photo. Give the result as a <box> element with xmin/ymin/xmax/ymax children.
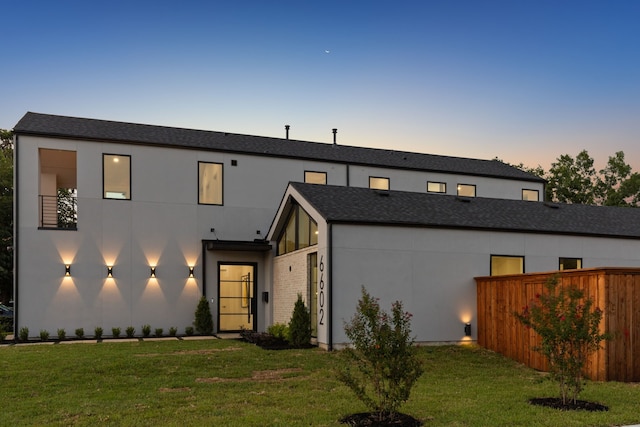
<box><xmin>218</xmin><ymin>263</ymin><xmax>257</xmax><ymax>332</ymax></box>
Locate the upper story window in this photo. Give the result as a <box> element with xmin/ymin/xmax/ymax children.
<box><xmin>199</xmin><ymin>162</ymin><xmax>223</xmax><ymax>205</ymax></box>
<box><xmin>522</xmin><ymin>189</ymin><xmax>540</xmax><ymax>201</ymax></box>
<box><xmin>39</xmin><ymin>148</ymin><xmax>77</xmax><ymax>229</ymax></box>
<box><xmin>457</xmin><ymin>183</ymin><xmax>476</xmax><ymax>197</ymax></box>
<box><xmin>427</xmin><ymin>181</ymin><xmax>446</xmax><ymax>193</ymax></box>
<box><xmin>491</xmin><ymin>255</ymin><xmax>524</xmax><ymax>276</ymax></box>
<box><xmin>559</xmin><ymin>258</ymin><xmax>582</xmax><ymax>270</ymax></box>
<box><xmin>277</xmin><ymin>204</ymin><xmax>318</xmax><ymax>255</ymax></box>
<box><xmin>103</xmin><ymin>154</ymin><xmax>131</xmax><ymax>200</ymax></box>
<box><xmin>305</xmin><ymin>171</ymin><xmax>327</xmax><ymax>185</ymax></box>
<box><xmin>369</xmin><ymin>176</ymin><xmax>390</xmax><ymax>190</ymax></box>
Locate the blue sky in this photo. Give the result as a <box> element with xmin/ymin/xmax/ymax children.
<box><xmin>2</xmin><ymin>1</ymin><xmax>639</xmax><ymax>170</ymax></box>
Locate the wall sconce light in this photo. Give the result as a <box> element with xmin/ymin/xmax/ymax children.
<box><xmin>464</xmin><ymin>322</ymin><xmax>472</xmax><ymax>337</ymax></box>
<box><xmin>65</xmin><ymin>265</ymin><xmax>71</xmax><ymax>276</ymax></box>
<box><xmin>150</xmin><ymin>266</ymin><xmax>156</xmax><ymax>278</ymax></box>
<box><xmin>188</xmin><ymin>266</ymin><xmax>195</xmax><ymax>278</ymax></box>
<box><xmin>107</xmin><ymin>266</ymin><xmax>113</xmax><ymax>278</ymax></box>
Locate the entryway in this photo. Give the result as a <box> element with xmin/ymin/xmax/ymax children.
<box><xmin>218</xmin><ymin>263</ymin><xmax>257</xmax><ymax>332</ymax></box>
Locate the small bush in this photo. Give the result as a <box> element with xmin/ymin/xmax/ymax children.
<box><xmin>154</xmin><ymin>328</ymin><xmax>163</xmax><ymax>337</ymax></box>
<box><xmin>39</xmin><ymin>330</ymin><xmax>50</xmax><ymax>341</ymax></box>
<box><xmin>126</xmin><ymin>326</ymin><xmax>136</xmax><ymax>338</ymax></box>
<box><xmin>0</xmin><ymin>325</ymin><xmax>6</xmax><ymax>342</ymax></box>
<box><xmin>141</xmin><ymin>324</ymin><xmax>151</xmax><ymax>337</ymax></box>
<box><xmin>169</xmin><ymin>327</ymin><xmax>177</xmax><ymax>337</ymax></box>
<box><xmin>57</xmin><ymin>328</ymin><xmax>66</xmax><ymax>340</ymax></box>
<box><xmin>112</xmin><ymin>327</ymin><xmax>121</xmax><ymax>338</ymax></box>
<box><xmin>288</xmin><ymin>294</ymin><xmax>311</xmax><ymax>348</ymax></box>
<box><xmin>337</xmin><ymin>286</ymin><xmax>424</xmax><ymax>422</ymax></box>
<box><xmin>19</xmin><ymin>327</ymin><xmax>29</xmax><ymax>341</ymax></box>
<box><xmin>94</xmin><ymin>327</ymin><xmax>103</xmax><ymax>340</ymax></box>
<box><xmin>194</xmin><ymin>296</ymin><xmax>214</xmax><ymax>335</ymax></box>
<box><xmin>267</xmin><ymin>323</ymin><xmax>290</xmax><ymax>341</ymax></box>
<box><xmin>75</xmin><ymin>328</ymin><xmax>84</xmax><ymax>339</ymax></box>
<box><xmin>185</xmin><ymin>326</ymin><xmax>194</xmax><ymax>336</ymax></box>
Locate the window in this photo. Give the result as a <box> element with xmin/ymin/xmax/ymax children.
<box><xmin>369</xmin><ymin>176</ymin><xmax>390</xmax><ymax>190</ymax></box>
<box><xmin>305</xmin><ymin>171</ymin><xmax>327</xmax><ymax>185</ymax></box>
<box><xmin>522</xmin><ymin>189</ymin><xmax>539</xmax><ymax>201</ymax></box>
<box><xmin>199</xmin><ymin>162</ymin><xmax>223</xmax><ymax>205</ymax></box>
<box><xmin>103</xmin><ymin>154</ymin><xmax>131</xmax><ymax>200</ymax></box>
<box><xmin>427</xmin><ymin>181</ymin><xmax>446</xmax><ymax>193</ymax></box>
<box><xmin>491</xmin><ymin>255</ymin><xmax>524</xmax><ymax>276</ymax></box>
<box><xmin>277</xmin><ymin>204</ymin><xmax>318</xmax><ymax>255</ymax></box>
<box><xmin>559</xmin><ymin>258</ymin><xmax>582</xmax><ymax>270</ymax></box>
<box><xmin>457</xmin><ymin>184</ymin><xmax>476</xmax><ymax>197</ymax></box>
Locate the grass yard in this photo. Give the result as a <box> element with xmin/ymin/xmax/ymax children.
<box><xmin>1</xmin><ymin>339</ymin><xmax>639</xmax><ymax>426</ymax></box>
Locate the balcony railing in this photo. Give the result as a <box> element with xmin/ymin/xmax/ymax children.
<box><xmin>39</xmin><ymin>194</ymin><xmax>77</xmax><ymax>229</ymax></box>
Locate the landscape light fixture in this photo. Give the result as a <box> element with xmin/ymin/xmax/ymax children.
<box><xmin>464</xmin><ymin>322</ymin><xmax>472</xmax><ymax>337</ymax></box>
<box><xmin>107</xmin><ymin>266</ymin><xmax>113</xmax><ymax>278</ymax></box>
<box><xmin>188</xmin><ymin>266</ymin><xmax>195</xmax><ymax>278</ymax></box>
<box><xmin>150</xmin><ymin>266</ymin><xmax>156</xmax><ymax>278</ymax></box>
<box><xmin>65</xmin><ymin>265</ymin><xmax>71</xmax><ymax>276</ymax></box>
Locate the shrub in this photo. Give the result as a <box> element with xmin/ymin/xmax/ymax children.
<box><xmin>337</xmin><ymin>286</ymin><xmax>424</xmax><ymax>423</ymax></box>
<box><xmin>169</xmin><ymin>327</ymin><xmax>177</xmax><ymax>337</ymax></box>
<box><xmin>288</xmin><ymin>294</ymin><xmax>311</xmax><ymax>348</ymax></box>
<box><xmin>111</xmin><ymin>327</ymin><xmax>121</xmax><ymax>338</ymax></box>
<box><xmin>185</xmin><ymin>326</ymin><xmax>194</xmax><ymax>336</ymax></box>
<box><xmin>141</xmin><ymin>324</ymin><xmax>151</xmax><ymax>337</ymax></box>
<box><xmin>57</xmin><ymin>328</ymin><xmax>66</xmax><ymax>340</ymax></box>
<box><xmin>39</xmin><ymin>330</ymin><xmax>50</xmax><ymax>341</ymax></box>
<box><xmin>154</xmin><ymin>328</ymin><xmax>163</xmax><ymax>337</ymax></box>
<box><xmin>0</xmin><ymin>324</ymin><xmax>5</xmax><ymax>342</ymax></box>
<box><xmin>515</xmin><ymin>275</ymin><xmax>610</xmax><ymax>405</ymax></box>
<box><xmin>19</xmin><ymin>327</ymin><xmax>29</xmax><ymax>341</ymax></box>
<box><xmin>94</xmin><ymin>327</ymin><xmax>103</xmax><ymax>340</ymax></box>
<box><xmin>75</xmin><ymin>328</ymin><xmax>84</xmax><ymax>339</ymax></box>
<box><xmin>267</xmin><ymin>323</ymin><xmax>290</xmax><ymax>341</ymax></box>
<box><xmin>126</xmin><ymin>326</ymin><xmax>136</xmax><ymax>338</ymax></box>
<box><xmin>194</xmin><ymin>296</ymin><xmax>213</xmax><ymax>335</ymax></box>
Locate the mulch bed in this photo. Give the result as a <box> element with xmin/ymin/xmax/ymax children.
<box><xmin>529</xmin><ymin>397</ymin><xmax>608</xmax><ymax>412</ymax></box>
<box><xmin>340</xmin><ymin>412</ymin><xmax>422</xmax><ymax>426</ymax></box>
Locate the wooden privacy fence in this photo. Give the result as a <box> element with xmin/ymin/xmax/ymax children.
<box><xmin>475</xmin><ymin>268</ymin><xmax>640</xmax><ymax>382</ymax></box>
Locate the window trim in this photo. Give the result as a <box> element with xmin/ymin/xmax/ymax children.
<box><xmin>198</xmin><ymin>161</ymin><xmax>224</xmax><ymax>205</ymax></box>
<box><xmin>457</xmin><ymin>183</ymin><xmax>476</xmax><ymax>197</ymax></box>
<box><xmin>304</xmin><ymin>171</ymin><xmax>327</xmax><ymax>185</ymax></box>
<box><xmin>277</xmin><ymin>204</ymin><xmax>318</xmax><ymax>256</ymax></box>
<box><xmin>559</xmin><ymin>257</ymin><xmax>583</xmax><ymax>270</ymax></box>
<box><xmin>427</xmin><ymin>181</ymin><xmax>447</xmax><ymax>193</ymax></box>
<box><xmin>490</xmin><ymin>254</ymin><xmax>525</xmax><ymax>276</ymax></box>
<box><xmin>103</xmin><ymin>153</ymin><xmax>131</xmax><ymax>200</ymax></box>
<box><xmin>522</xmin><ymin>189</ymin><xmax>540</xmax><ymax>201</ymax></box>
<box><xmin>369</xmin><ymin>176</ymin><xmax>390</xmax><ymax>190</ymax></box>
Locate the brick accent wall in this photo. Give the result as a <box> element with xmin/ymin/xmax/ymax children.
<box><xmin>272</xmin><ymin>247</ymin><xmax>317</xmax><ymax>325</ymax></box>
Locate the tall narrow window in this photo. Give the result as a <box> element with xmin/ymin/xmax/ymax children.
<box><xmin>199</xmin><ymin>162</ymin><xmax>223</xmax><ymax>205</ymax></box>
<box><xmin>103</xmin><ymin>154</ymin><xmax>131</xmax><ymax>200</ymax></box>
<box><xmin>457</xmin><ymin>184</ymin><xmax>476</xmax><ymax>197</ymax></box>
<box><xmin>277</xmin><ymin>204</ymin><xmax>318</xmax><ymax>255</ymax></box>
<box><xmin>491</xmin><ymin>255</ymin><xmax>524</xmax><ymax>276</ymax></box>
<box><xmin>559</xmin><ymin>258</ymin><xmax>582</xmax><ymax>270</ymax></box>
<box><xmin>427</xmin><ymin>181</ymin><xmax>446</xmax><ymax>193</ymax></box>
<box><xmin>305</xmin><ymin>171</ymin><xmax>327</xmax><ymax>185</ymax></box>
<box><xmin>369</xmin><ymin>176</ymin><xmax>390</xmax><ymax>190</ymax></box>
<box><xmin>522</xmin><ymin>189</ymin><xmax>539</xmax><ymax>201</ymax></box>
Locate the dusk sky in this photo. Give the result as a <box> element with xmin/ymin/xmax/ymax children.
<box><xmin>2</xmin><ymin>1</ymin><xmax>639</xmax><ymax>171</ymax></box>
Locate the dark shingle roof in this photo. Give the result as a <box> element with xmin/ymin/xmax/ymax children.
<box><xmin>290</xmin><ymin>182</ymin><xmax>640</xmax><ymax>239</ymax></box>
<box><xmin>14</xmin><ymin>112</ymin><xmax>544</xmax><ymax>182</ymax></box>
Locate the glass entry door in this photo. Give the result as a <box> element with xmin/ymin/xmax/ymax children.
<box><xmin>218</xmin><ymin>263</ymin><xmax>257</xmax><ymax>332</ymax></box>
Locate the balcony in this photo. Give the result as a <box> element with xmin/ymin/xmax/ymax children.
<box><xmin>39</xmin><ymin>192</ymin><xmax>77</xmax><ymax>230</ymax></box>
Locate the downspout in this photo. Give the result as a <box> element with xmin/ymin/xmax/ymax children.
<box><xmin>346</xmin><ymin>164</ymin><xmax>350</xmax><ymax>187</ymax></box>
<box><xmin>328</xmin><ymin>223</ymin><xmax>333</xmax><ymax>350</ymax></box>
<box><xmin>12</xmin><ymin>134</ymin><xmax>19</xmax><ymax>339</ymax></box>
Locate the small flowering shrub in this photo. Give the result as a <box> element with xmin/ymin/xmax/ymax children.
<box><xmin>337</xmin><ymin>286</ymin><xmax>423</xmax><ymax>422</ymax></box>
<box><xmin>515</xmin><ymin>275</ymin><xmax>610</xmax><ymax>405</ymax></box>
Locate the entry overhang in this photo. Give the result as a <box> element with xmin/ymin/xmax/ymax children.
<box><xmin>205</xmin><ymin>239</ymin><xmax>272</xmax><ymax>252</ymax></box>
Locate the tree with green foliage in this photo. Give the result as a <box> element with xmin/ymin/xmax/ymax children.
<box><xmin>546</xmin><ymin>150</ymin><xmax>597</xmax><ymax>204</ymax></box>
<box><xmin>0</xmin><ymin>129</ymin><xmax>13</xmax><ymax>304</ymax></box>
<box><xmin>287</xmin><ymin>294</ymin><xmax>311</xmax><ymax>348</ymax></box>
<box><xmin>194</xmin><ymin>296</ymin><xmax>214</xmax><ymax>335</ymax></box>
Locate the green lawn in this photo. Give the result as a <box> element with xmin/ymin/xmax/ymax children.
<box><xmin>1</xmin><ymin>339</ymin><xmax>638</xmax><ymax>426</ymax></box>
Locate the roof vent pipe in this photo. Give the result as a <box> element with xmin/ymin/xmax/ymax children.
<box><xmin>332</xmin><ymin>128</ymin><xmax>337</xmax><ymax>145</ymax></box>
<box><xmin>285</xmin><ymin>125</ymin><xmax>290</xmax><ymax>140</ymax></box>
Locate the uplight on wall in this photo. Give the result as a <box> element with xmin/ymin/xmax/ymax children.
<box><xmin>188</xmin><ymin>266</ymin><xmax>195</xmax><ymax>278</ymax></box>
<box><xmin>65</xmin><ymin>265</ymin><xmax>71</xmax><ymax>276</ymax></box>
<box><xmin>150</xmin><ymin>266</ymin><xmax>156</xmax><ymax>278</ymax></box>
<box><xmin>464</xmin><ymin>322</ymin><xmax>472</xmax><ymax>337</ymax></box>
<box><xmin>107</xmin><ymin>266</ymin><xmax>113</xmax><ymax>278</ymax></box>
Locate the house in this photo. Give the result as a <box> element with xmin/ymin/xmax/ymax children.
<box><xmin>15</xmin><ymin>111</ymin><xmax>636</xmax><ymax>349</ymax></box>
